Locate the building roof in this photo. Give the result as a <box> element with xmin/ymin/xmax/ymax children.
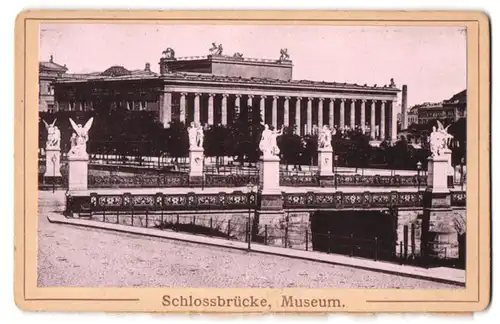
<box><xmin>56</xmin><ymin>70</ymin><xmax>399</xmax><ymax>94</ymax></box>
<box><xmin>39</xmin><ymin>55</ymin><xmax>68</xmax><ymax>73</ymax></box>
<box><xmin>444</xmin><ymin>89</ymin><xmax>466</xmax><ymax>104</ymax></box>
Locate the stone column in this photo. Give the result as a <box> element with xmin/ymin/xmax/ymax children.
<box><xmin>235</xmin><ymin>94</ymin><xmax>241</xmax><ymax>112</ymax></box>
<box><xmin>283</xmin><ymin>96</ymin><xmax>290</xmax><ymax>127</ymax></box>
<box><xmin>350</xmin><ymin>99</ymin><xmax>356</xmax><ymax>130</ymax></box>
<box><xmin>180</xmin><ymin>92</ymin><xmax>187</xmax><ymax>123</ymax></box>
<box><xmin>402</xmin><ymin>84</ymin><xmax>408</xmax><ymax>129</ymax></box>
<box><xmin>194</xmin><ymin>93</ymin><xmax>201</xmax><ymax>125</ymax></box>
<box><xmin>306</xmin><ymin>97</ymin><xmax>313</xmax><ymax>135</ymax></box>
<box><xmin>370</xmin><ymin>100</ymin><xmax>376</xmax><ymax>139</ymax></box>
<box><xmin>247</xmin><ymin>95</ymin><xmax>254</xmax><ymax>109</ymax></box>
<box><xmin>380</xmin><ymin>100</ymin><xmax>386</xmax><ymax>140</ymax></box>
<box><xmin>317</xmin><ymin>98</ymin><xmax>324</xmax><ymax>127</ymax></box>
<box><xmin>207</xmin><ymin>93</ymin><xmax>215</xmax><ymax>125</ymax></box>
<box><xmin>272</xmin><ymin>96</ymin><xmax>278</xmax><ymax>129</ymax></box>
<box><xmin>221</xmin><ymin>94</ymin><xmax>228</xmax><ymax>125</ymax></box>
<box><xmin>391</xmin><ymin>100</ymin><xmax>398</xmax><ymax>142</ymax></box>
<box><xmin>361</xmin><ymin>99</ymin><xmax>366</xmax><ymax>133</ymax></box>
<box><xmin>295</xmin><ymin>97</ymin><xmax>302</xmax><ymax>135</ymax></box>
<box><xmin>259</xmin><ymin>95</ymin><xmax>266</xmax><ymax>125</ymax></box>
<box><xmin>161</xmin><ymin>92</ymin><xmax>172</xmax><ymax>127</ymax></box>
<box><xmin>339</xmin><ymin>99</ymin><xmax>346</xmax><ymax>129</ymax></box>
<box><xmin>329</xmin><ymin>98</ymin><xmax>334</xmax><ymax>128</ymax></box>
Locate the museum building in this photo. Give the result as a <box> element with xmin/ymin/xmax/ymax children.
<box><xmin>49</xmin><ymin>47</ymin><xmax>405</xmax><ymax>141</ymax></box>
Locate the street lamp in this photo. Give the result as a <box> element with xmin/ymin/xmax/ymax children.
<box><xmin>334</xmin><ymin>155</ymin><xmax>339</xmax><ymax>190</ymax></box>
<box><xmin>416</xmin><ymin>161</ymin><xmax>422</xmax><ymax>192</ymax></box>
<box><xmin>460</xmin><ymin>157</ymin><xmax>465</xmax><ymax>191</ymax></box>
<box><xmin>246</xmin><ymin>182</ymin><xmax>257</xmax><ymax>251</ymax></box>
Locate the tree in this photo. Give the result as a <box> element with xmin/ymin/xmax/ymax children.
<box><xmin>278</xmin><ymin>126</ymin><xmax>303</xmax><ymax>168</ymax></box>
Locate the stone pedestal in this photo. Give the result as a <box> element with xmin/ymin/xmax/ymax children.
<box><xmin>256</xmin><ymin>154</ymin><xmax>284</xmax><ymax>236</ymax></box>
<box><xmin>421</xmin><ymin>155</ymin><xmax>459</xmax><ymax>261</ymax></box>
<box><xmin>443</xmin><ymin>149</ymin><xmax>455</xmax><ymax>188</ymax></box>
<box><xmin>426</xmin><ymin>155</ymin><xmax>449</xmax><ymax>192</ymax></box>
<box><xmin>188</xmin><ymin>147</ymin><xmax>204</xmax><ymax>185</ymax></box>
<box><xmin>44</xmin><ymin>147</ymin><xmax>62</xmax><ymax>180</ymax></box>
<box><xmin>318</xmin><ymin>147</ymin><xmax>335</xmax><ymax>187</ymax></box>
<box><xmin>68</xmin><ymin>155</ymin><xmax>89</xmax><ymax>191</ymax></box>
<box><xmin>259</xmin><ymin>154</ymin><xmax>281</xmax><ymax>195</ymax></box>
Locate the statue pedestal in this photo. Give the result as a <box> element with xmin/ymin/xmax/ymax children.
<box><xmin>68</xmin><ymin>155</ymin><xmax>88</xmax><ymax>191</ymax></box>
<box><xmin>44</xmin><ymin>147</ymin><xmax>62</xmax><ymax>178</ymax></box>
<box><xmin>443</xmin><ymin>149</ymin><xmax>454</xmax><ymax>188</ymax></box>
<box><xmin>426</xmin><ymin>155</ymin><xmax>449</xmax><ymax>192</ymax></box>
<box><xmin>421</xmin><ymin>155</ymin><xmax>459</xmax><ymax>260</ymax></box>
<box><xmin>188</xmin><ymin>147</ymin><xmax>204</xmax><ymax>185</ymax></box>
<box><xmin>318</xmin><ymin>147</ymin><xmax>333</xmax><ymax>176</ymax></box>
<box><xmin>259</xmin><ymin>154</ymin><xmax>281</xmax><ymax>195</ymax></box>
<box><xmin>318</xmin><ymin>147</ymin><xmax>335</xmax><ymax>187</ymax></box>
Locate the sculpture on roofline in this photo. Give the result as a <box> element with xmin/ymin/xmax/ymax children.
<box><xmin>68</xmin><ymin>117</ymin><xmax>94</xmax><ymax>159</ymax></box>
<box><xmin>162</xmin><ymin>47</ymin><xmax>176</xmax><ymax>59</ymax></box>
<box><xmin>233</xmin><ymin>52</ymin><xmax>244</xmax><ymax>58</ymax></box>
<box><xmin>42</xmin><ymin>118</ymin><xmax>60</xmax><ymax>150</ymax></box>
<box><xmin>209</xmin><ymin>43</ymin><xmax>223</xmax><ymax>56</ymax></box>
<box><xmin>279</xmin><ymin>48</ymin><xmax>290</xmax><ymax>61</ymax></box>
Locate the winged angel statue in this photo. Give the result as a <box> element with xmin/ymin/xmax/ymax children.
<box><xmin>68</xmin><ymin>117</ymin><xmax>94</xmax><ymax>159</ymax></box>
<box><xmin>429</xmin><ymin>120</ymin><xmax>454</xmax><ymax>157</ymax></box>
<box><xmin>42</xmin><ymin>118</ymin><xmax>61</xmax><ymax>150</ymax></box>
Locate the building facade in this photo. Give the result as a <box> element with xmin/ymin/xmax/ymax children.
<box><xmin>39</xmin><ymin>55</ymin><xmax>68</xmax><ymax>112</ymax></box>
<box><xmin>410</xmin><ymin>90</ymin><xmax>466</xmax><ymax>126</ymax></box>
<box><xmin>51</xmin><ymin>47</ymin><xmax>402</xmax><ymax>141</ymax></box>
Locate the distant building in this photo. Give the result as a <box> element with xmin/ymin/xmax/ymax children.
<box><xmin>408</xmin><ymin>90</ymin><xmax>466</xmax><ymax>126</ymax></box>
<box><xmin>39</xmin><ymin>55</ymin><xmax>68</xmax><ymax>112</ymax></box>
<box><xmin>407</xmin><ymin>106</ymin><xmax>419</xmax><ymax>126</ymax></box>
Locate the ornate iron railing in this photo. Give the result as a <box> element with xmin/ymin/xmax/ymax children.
<box><xmin>334</xmin><ymin>174</ymin><xmax>427</xmax><ymax>187</ymax></box>
<box><xmin>204</xmin><ymin>174</ymin><xmax>260</xmax><ymax>187</ymax></box>
<box><xmin>88</xmin><ymin>173</ymin><xmax>189</xmax><ymax>188</ymax></box>
<box><xmin>283</xmin><ymin>191</ymin><xmax>426</xmax><ymax>209</ymax></box>
<box><xmin>280</xmin><ymin>173</ymin><xmax>320</xmax><ymax>187</ymax></box>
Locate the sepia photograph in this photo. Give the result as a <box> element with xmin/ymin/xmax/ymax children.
<box><xmin>13</xmin><ymin>10</ymin><xmax>490</xmax><ymax>313</ymax></box>
<box><xmin>38</xmin><ymin>23</ymin><xmax>467</xmax><ymax>288</ymax></box>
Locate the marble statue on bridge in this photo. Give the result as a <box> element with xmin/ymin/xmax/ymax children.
<box><xmin>42</xmin><ymin>118</ymin><xmax>60</xmax><ymax>150</ymax></box>
<box><xmin>430</xmin><ymin>121</ymin><xmax>454</xmax><ymax>157</ymax></box>
<box><xmin>188</xmin><ymin>122</ymin><xmax>204</xmax><ymax>149</ymax></box>
<box><xmin>259</xmin><ymin>124</ymin><xmax>284</xmax><ymax>158</ymax></box>
<box><xmin>318</xmin><ymin>125</ymin><xmax>336</xmax><ymax>149</ymax></box>
<box><xmin>68</xmin><ymin>117</ymin><xmax>94</xmax><ymax>159</ymax></box>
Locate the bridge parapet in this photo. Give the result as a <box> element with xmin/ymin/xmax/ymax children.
<box><xmin>65</xmin><ymin>189</ymin><xmax>465</xmax><ymax>215</ymax></box>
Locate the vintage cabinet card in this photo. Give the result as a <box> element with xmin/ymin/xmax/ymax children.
<box><xmin>14</xmin><ymin>10</ymin><xmax>490</xmax><ymax>313</ymax></box>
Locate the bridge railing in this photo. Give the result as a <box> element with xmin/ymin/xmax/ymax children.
<box><xmin>72</xmin><ymin>206</ymin><xmax>464</xmax><ymax>270</ymax></box>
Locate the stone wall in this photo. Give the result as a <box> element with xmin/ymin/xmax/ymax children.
<box><xmin>396</xmin><ymin>209</ymin><xmax>423</xmax><ymax>257</ymax></box>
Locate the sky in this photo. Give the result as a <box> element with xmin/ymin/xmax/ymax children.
<box><xmin>39</xmin><ymin>24</ymin><xmax>466</xmax><ymax>107</ymax></box>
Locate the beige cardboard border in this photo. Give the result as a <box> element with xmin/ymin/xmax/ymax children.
<box><xmin>14</xmin><ymin>10</ymin><xmax>491</xmax><ymax>313</ymax></box>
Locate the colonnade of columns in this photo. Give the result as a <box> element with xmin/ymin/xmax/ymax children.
<box><xmin>159</xmin><ymin>91</ymin><xmax>399</xmax><ymax>141</ymax></box>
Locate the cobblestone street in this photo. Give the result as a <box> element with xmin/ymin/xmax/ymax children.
<box><xmin>38</xmin><ymin>191</ymin><xmax>457</xmax><ymax>289</ymax></box>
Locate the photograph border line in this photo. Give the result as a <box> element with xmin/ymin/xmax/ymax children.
<box><xmin>16</xmin><ymin>11</ymin><xmax>490</xmax><ymax>312</ymax></box>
